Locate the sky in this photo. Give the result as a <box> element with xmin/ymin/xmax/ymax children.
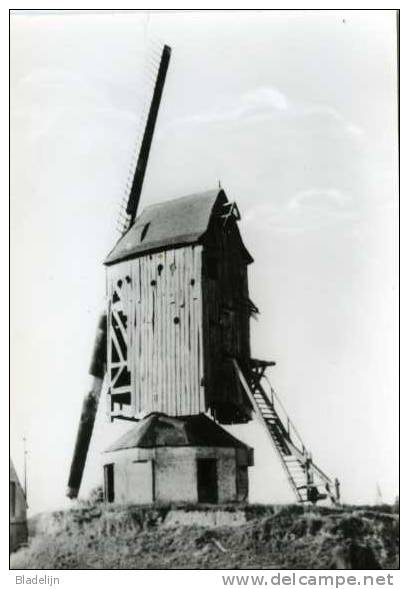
<box><xmin>10</xmin><ymin>10</ymin><xmax>398</xmax><ymax>515</ymax></box>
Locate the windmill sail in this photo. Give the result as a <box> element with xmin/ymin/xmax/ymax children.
<box><xmin>66</xmin><ymin>43</ymin><xmax>172</xmax><ymax>499</ymax></box>
<box><xmin>125</xmin><ymin>44</ymin><xmax>171</xmax><ymax>228</ymax></box>
<box><xmin>66</xmin><ymin>314</ymin><xmax>107</xmax><ymax>498</ymax></box>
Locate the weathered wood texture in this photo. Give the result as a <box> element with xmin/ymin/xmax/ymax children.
<box><xmin>106</xmin><ymin>203</ymin><xmax>254</xmax><ymax>423</ymax></box>
<box><xmin>202</xmin><ymin>216</ymin><xmax>253</xmax><ymax>423</ymax></box>
<box><xmin>107</xmin><ymin>245</ymin><xmax>205</xmax><ymax>417</ymax></box>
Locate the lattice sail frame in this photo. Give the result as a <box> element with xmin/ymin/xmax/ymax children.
<box><xmin>108</xmin><ymin>275</ymin><xmax>132</xmax><ymax>403</ymax></box>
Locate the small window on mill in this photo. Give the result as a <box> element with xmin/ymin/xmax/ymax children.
<box><xmin>140</xmin><ymin>223</ymin><xmax>150</xmax><ymax>242</ymax></box>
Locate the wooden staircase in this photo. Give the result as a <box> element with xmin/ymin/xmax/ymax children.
<box><xmin>232</xmin><ymin>359</ymin><xmax>340</xmax><ymax>505</ymax></box>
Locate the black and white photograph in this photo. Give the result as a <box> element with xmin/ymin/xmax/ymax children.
<box><xmin>10</xmin><ymin>9</ymin><xmax>399</xmax><ymax>572</ymax></box>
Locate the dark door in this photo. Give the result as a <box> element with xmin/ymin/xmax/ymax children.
<box><xmin>197</xmin><ymin>458</ymin><xmax>218</xmax><ymax>503</ymax></box>
<box><xmin>104</xmin><ymin>464</ymin><xmax>115</xmax><ymax>503</ymax></box>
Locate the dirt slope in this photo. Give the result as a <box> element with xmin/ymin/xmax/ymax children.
<box><xmin>11</xmin><ymin>504</ymin><xmax>399</xmax><ymax>570</ymax></box>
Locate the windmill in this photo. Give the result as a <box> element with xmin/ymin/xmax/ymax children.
<box><xmin>67</xmin><ymin>41</ymin><xmax>340</xmax><ymax>506</ymax></box>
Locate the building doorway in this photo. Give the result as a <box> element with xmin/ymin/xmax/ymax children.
<box><xmin>104</xmin><ymin>463</ymin><xmax>115</xmax><ymax>503</ymax></box>
<box><xmin>197</xmin><ymin>458</ymin><xmax>218</xmax><ymax>503</ymax></box>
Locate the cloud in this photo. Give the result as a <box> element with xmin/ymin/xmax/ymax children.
<box><xmin>345</xmin><ymin>123</ymin><xmax>364</xmax><ymax>137</ymax></box>
<box><xmin>167</xmin><ymin>86</ymin><xmax>289</xmax><ymax>128</ymax></box>
<box><xmin>299</xmin><ymin>105</ymin><xmax>364</xmax><ymax>138</ymax></box>
<box><xmin>20</xmin><ymin>67</ymin><xmax>85</xmax><ymax>88</ymax></box>
<box><xmin>242</xmin><ymin>188</ymin><xmax>357</xmax><ymax>233</ymax></box>
<box><xmin>240</xmin><ymin>87</ymin><xmax>289</xmax><ymax>114</ymax></box>
<box><xmin>12</xmin><ymin>66</ymin><xmax>141</xmax><ymax>143</ymax></box>
<box><xmin>288</xmin><ymin>188</ymin><xmax>352</xmax><ymax>211</ymax></box>
<box><xmin>166</xmin><ymin>88</ymin><xmax>364</xmax><ymax>141</ymax></box>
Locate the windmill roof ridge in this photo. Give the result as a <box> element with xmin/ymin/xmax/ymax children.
<box><xmin>104</xmin><ymin>188</ymin><xmax>228</xmax><ymax>265</ymax></box>
<box><xmin>141</xmin><ymin>188</ymin><xmax>222</xmax><ymax>213</ymax></box>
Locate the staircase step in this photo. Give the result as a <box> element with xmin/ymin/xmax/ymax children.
<box><xmin>234</xmin><ymin>360</ymin><xmax>337</xmax><ymax>506</ymax></box>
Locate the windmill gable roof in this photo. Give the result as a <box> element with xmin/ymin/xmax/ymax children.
<box><xmin>104</xmin><ymin>413</ymin><xmax>251</xmax><ymax>452</ymax></box>
<box><xmin>105</xmin><ymin>189</ymin><xmax>228</xmax><ymax>265</ymax></box>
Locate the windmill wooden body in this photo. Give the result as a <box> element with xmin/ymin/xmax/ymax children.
<box><xmin>67</xmin><ymin>42</ymin><xmax>340</xmax><ymax>506</ymax></box>
<box><xmin>105</xmin><ymin>189</ymin><xmax>254</xmax><ymax>425</ymax></box>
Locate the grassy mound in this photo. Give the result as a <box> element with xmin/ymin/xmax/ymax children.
<box><xmin>11</xmin><ymin>503</ymin><xmax>399</xmax><ymax>570</ymax></box>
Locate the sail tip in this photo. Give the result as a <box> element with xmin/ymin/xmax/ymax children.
<box><xmin>66</xmin><ymin>486</ymin><xmax>79</xmax><ymax>499</ymax></box>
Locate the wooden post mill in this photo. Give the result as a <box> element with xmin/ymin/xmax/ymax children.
<box><xmin>67</xmin><ymin>43</ymin><xmax>340</xmax><ymax>507</ymax></box>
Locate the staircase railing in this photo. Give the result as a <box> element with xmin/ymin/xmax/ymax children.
<box><xmin>261</xmin><ymin>375</ymin><xmax>307</xmax><ymax>458</ymax></box>
<box><xmin>233</xmin><ymin>358</ymin><xmax>340</xmax><ymax>505</ymax></box>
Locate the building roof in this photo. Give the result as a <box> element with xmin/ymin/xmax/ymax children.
<box><xmin>10</xmin><ymin>460</ymin><xmax>22</xmax><ymax>485</ymax></box>
<box><xmin>105</xmin><ymin>189</ymin><xmax>227</xmax><ymax>265</ymax></box>
<box><xmin>104</xmin><ymin>413</ymin><xmax>251</xmax><ymax>452</ymax></box>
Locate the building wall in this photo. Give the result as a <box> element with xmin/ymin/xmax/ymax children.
<box><xmin>10</xmin><ymin>485</ymin><xmax>27</xmax><ymax>522</ymax></box>
<box><xmin>103</xmin><ymin>447</ymin><xmax>155</xmax><ymax>504</ymax></box>
<box><xmin>154</xmin><ymin>447</ymin><xmax>197</xmax><ymax>502</ymax></box>
<box><xmin>103</xmin><ymin>445</ymin><xmax>251</xmax><ymax>505</ymax></box>
<box><xmin>106</xmin><ymin>245</ymin><xmax>205</xmax><ymax>420</ymax></box>
<box><xmin>10</xmin><ymin>522</ymin><xmax>28</xmax><ymax>553</ymax></box>
<box><xmin>10</xmin><ymin>464</ymin><xmax>28</xmax><ymax>552</ymax></box>
<box><xmin>202</xmin><ymin>221</ymin><xmax>253</xmax><ymax>424</ymax></box>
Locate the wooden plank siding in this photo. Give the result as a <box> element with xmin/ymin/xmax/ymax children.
<box><xmin>107</xmin><ymin>246</ymin><xmax>205</xmax><ymax>418</ymax></box>
<box><xmin>201</xmin><ymin>220</ymin><xmax>253</xmax><ymax>423</ymax></box>
<box><xmin>106</xmin><ymin>210</ymin><xmax>253</xmax><ymax>424</ymax></box>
